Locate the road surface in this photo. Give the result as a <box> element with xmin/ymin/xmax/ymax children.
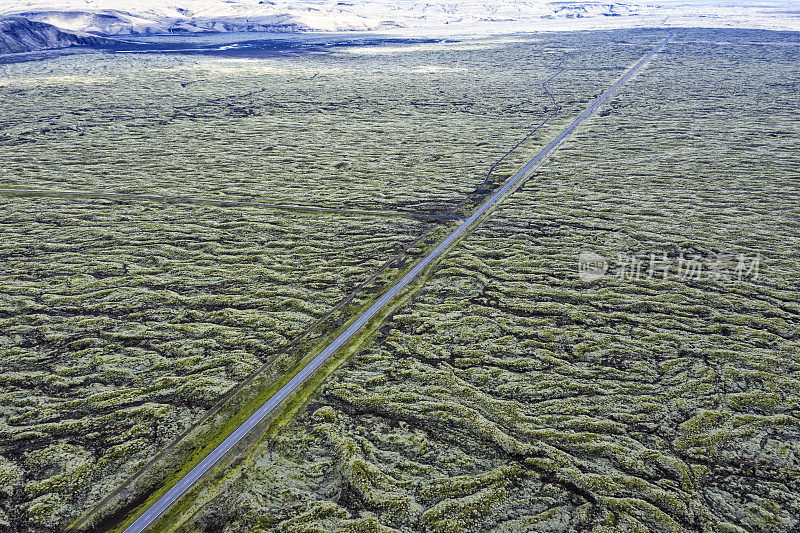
<box><xmin>122</xmin><ymin>33</ymin><xmax>671</xmax><ymax>533</ymax></box>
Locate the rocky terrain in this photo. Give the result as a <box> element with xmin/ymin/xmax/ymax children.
<box><xmin>1</xmin><ymin>13</ymin><xmax>798</xmax><ymax>533</ymax></box>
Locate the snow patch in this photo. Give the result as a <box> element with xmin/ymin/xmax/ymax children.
<box><xmin>409</xmin><ymin>64</ymin><xmax>468</xmax><ymax>73</ymax></box>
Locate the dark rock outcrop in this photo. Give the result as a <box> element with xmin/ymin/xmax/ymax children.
<box><xmin>0</xmin><ymin>17</ymin><xmax>109</xmax><ymax>54</ymax></box>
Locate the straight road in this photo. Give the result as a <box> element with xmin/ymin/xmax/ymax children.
<box><xmin>123</xmin><ymin>33</ymin><xmax>672</xmax><ymax>533</ymax></box>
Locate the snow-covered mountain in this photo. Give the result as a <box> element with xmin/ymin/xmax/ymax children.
<box><xmin>1</xmin><ymin>0</ymin><xmax>799</xmax><ymax>37</ymax></box>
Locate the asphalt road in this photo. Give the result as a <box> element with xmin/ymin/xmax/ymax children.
<box><xmin>122</xmin><ymin>33</ymin><xmax>671</xmax><ymax>533</ymax></box>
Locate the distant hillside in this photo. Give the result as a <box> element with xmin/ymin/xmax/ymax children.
<box><xmin>1</xmin><ymin>0</ymin><xmax>798</xmax><ymax>36</ymax></box>
<box><xmin>0</xmin><ymin>17</ymin><xmax>108</xmax><ymax>54</ymax></box>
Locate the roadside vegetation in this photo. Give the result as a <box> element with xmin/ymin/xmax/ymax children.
<box><xmin>174</xmin><ymin>28</ymin><xmax>800</xmax><ymax>533</ymax></box>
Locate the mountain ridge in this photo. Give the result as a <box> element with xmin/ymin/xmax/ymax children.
<box><xmin>2</xmin><ymin>0</ymin><xmax>799</xmax><ymax>37</ymax></box>
<box><xmin>0</xmin><ymin>16</ymin><xmax>111</xmax><ymax>54</ymax></box>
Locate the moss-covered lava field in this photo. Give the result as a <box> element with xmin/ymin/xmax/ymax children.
<box><xmin>1</xmin><ymin>27</ymin><xmax>798</xmax><ymax>533</ymax></box>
